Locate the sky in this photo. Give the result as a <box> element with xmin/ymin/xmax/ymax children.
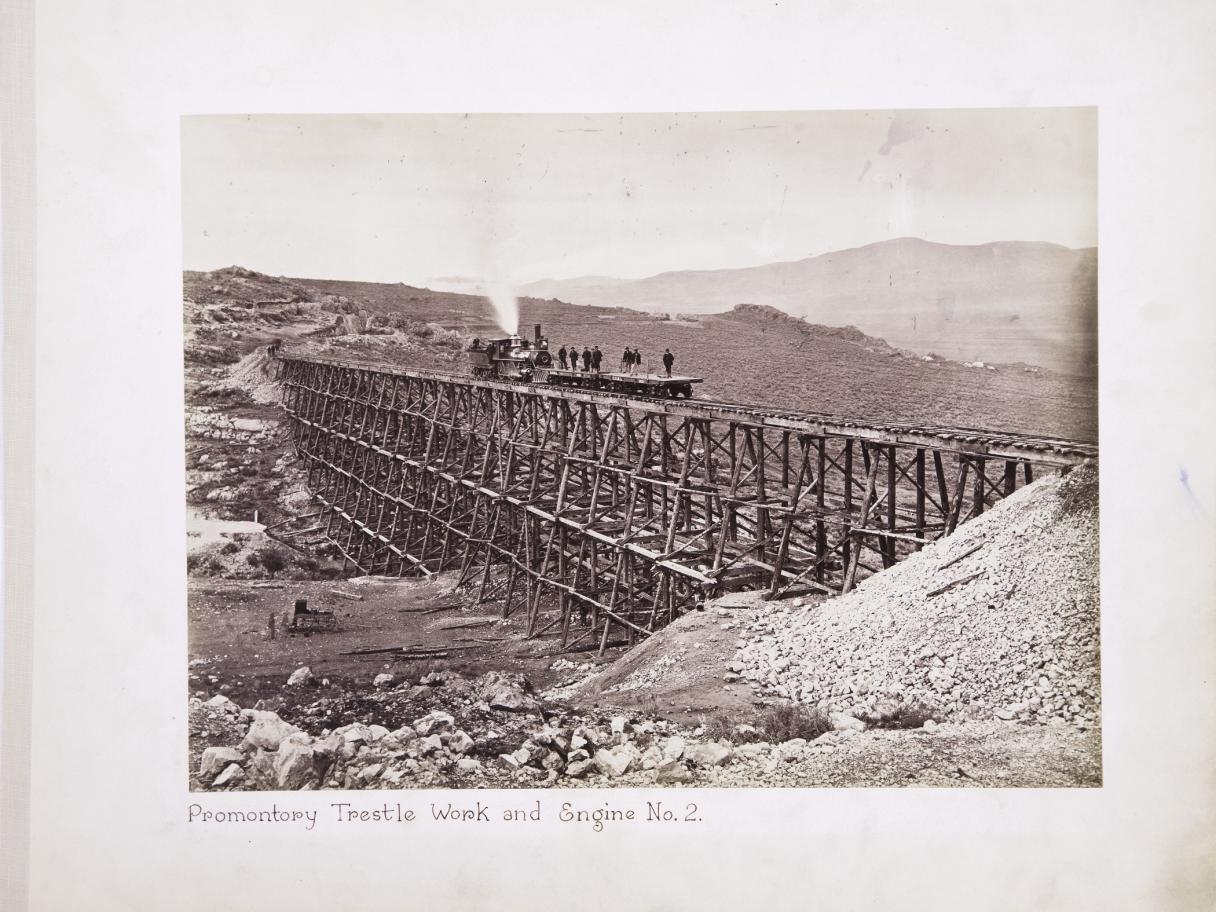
<box><xmin>182</xmin><ymin>109</ymin><xmax>1096</xmax><ymax>286</ymax></box>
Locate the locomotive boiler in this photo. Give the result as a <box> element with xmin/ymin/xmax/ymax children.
<box><xmin>468</xmin><ymin>323</ymin><xmax>553</xmax><ymax>380</ymax></box>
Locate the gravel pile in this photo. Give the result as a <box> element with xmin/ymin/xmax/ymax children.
<box><xmin>733</xmin><ymin>462</ymin><xmax>1099</xmax><ymax>727</ymax></box>
<box><xmin>207</xmin><ymin>346</ymin><xmax>283</xmax><ymax>404</ymax></box>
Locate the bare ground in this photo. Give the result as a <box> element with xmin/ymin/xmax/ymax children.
<box><xmin>188</xmin><ymin>574</ymin><xmax>611</xmax><ymax>709</ymax></box>
<box><xmin>189</xmin><ymin>575</ymin><xmax>1100</xmax><ymax>788</ymax></box>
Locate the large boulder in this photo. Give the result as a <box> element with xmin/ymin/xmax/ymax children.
<box><xmin>199</xmin><ymin>746</ymin><xmax>245</xmax><ymax>781</ymax></box>
<box><xmin>684</xmin><ymin>741</ymin><xmax>733</xmax><ymax>768</ymax></box>
<box><xmin>565</xmin><ymin>758</ymin><xmax>595</xmax><ymax>778</ymax></box>
<box><xmin>311</xmin><ymin>733</ymin><xmax>344</xmax><ymax>767</ymax></box>
<box><xmin>241</xmin><ymin>710</ymin><xmax>301</xmax><ymax>751</ymax></box>
<box><xmin>592</xmin><ymin>743</ymin><xmax>641</xmax><ymax>778</ymax></box>
<box><xmin>273</xmin><ymin>736</ymin><xmax>318</xmax><ymax>790</ymax></box>
<box><xmin>383</xmin><ymin>726</ymin><xmax>418</xmax><ymax>750</ymax></box>
<box><xmin>655</xmin><ymin>759</ymin><xmax>694</xmax><ymax>784</ymax></box>
<box><xmin>498</xmin><ymin>752</ymin><xmax>526</xmax><ymax>771</ymax></box>
<box><xmin>336</xmin><ymin>723</ymin><xmax>371</xmax><ymax>744</ymax></box>
<box><xmin>476</xmin><ymin>671</ymin><xmax>540</xmax><ymax>712</ymax></box>
<box><xmin>245</xmin><ymin>749</ymin><xmax>278</xmax><ymax>788</ymax></box>
<box><xmin>418</xmin><ymin>734</ymin><xmax>444</xmax><ymax>756</ymax></box>
<box><xmin>286</xmin><ymin>666</ymin><xmax>314</xmax><ymax>687</ymax></box>
<box><xmin>212</xmin><ymin>763</ymin><xmax>245</xmax><ymax>788</ymax></box>
<box><xmin>357</xmin><ymin>764</ymin><xmax>384</xmax><ymax>784</ymax></box>
<box><xmin>660</xmin><ymin>736</ymin><xmax>687</xmax><ymax>761</ymax></box>
<box><xmin>412</xmin><ymin>711</ymin><xmax>455</xmax><ymax>736</ymax></box>
<box><xmin>205</xmin><ymin>694</ymin><xmax>239</xmax><ymax>715</ymax></box>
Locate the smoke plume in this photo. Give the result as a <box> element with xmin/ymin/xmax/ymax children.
<box><xmin>487</xmin><ymin>282</ymin><xmax>519</xmax><ymax>336</ymax></box>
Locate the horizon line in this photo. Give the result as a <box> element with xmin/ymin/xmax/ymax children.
<box><xmin>183</xmin><ymin>235</ymin><xmax>1098</xmax><ymax>290</ymax></box>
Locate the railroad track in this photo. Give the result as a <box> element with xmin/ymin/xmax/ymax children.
<box><xmin>275</xmin><ymin>349</ymin><xmax>1098</xmax><ymax>465</ymax></box>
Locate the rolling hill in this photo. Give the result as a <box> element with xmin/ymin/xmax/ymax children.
<box><xmin>521</xmin><ymin>238</ymin><xmax>1098</xmax><ymax>376</ymax></box>
<box><xmin>184</xmin><ymin>266</ymin><xmax>1097</xmax><ymax>440</ymax></box>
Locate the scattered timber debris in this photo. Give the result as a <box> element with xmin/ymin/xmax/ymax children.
<box><xmin>935</xmin><ymin>542</ymin><xmax>985</xmax><ymax>572</ymax></box>
<box><xmin>341</xmin><ymin>643</ymin><xmax>481</xmax><ymax>657</ymax></box>
<box><xmin>435</xmin><ymin>618</ymin><xmax>498</xmax><ymax>631</ymax></box>
<box><xmin>329</xmin><ymin>589</ymin><xmax>363</xmax><ymax>602</ymax></box>
<box><xmin>279</xmin><ymin>524</ymin><xmax>323</xmax><ymax>538</ymax></box>
<box><xmin>925</xmin><ymin>571</ymin><xmax>987</xmax><ymax>598</ymax></box>
<box><xmin>342</xmin><ymin>645</ymin><xmax>414</xmax><ymax>656</ymax></box>
<box><xmin>421</xmin><ymin>604</ymin><xmax>460</xmax><ymax>615</ymax></box>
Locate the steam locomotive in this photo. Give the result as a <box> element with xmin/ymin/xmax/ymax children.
<box><xmin>468</xmin><ymin>324</ymin><xmax>701</xmax><ymax>399</ymax></box>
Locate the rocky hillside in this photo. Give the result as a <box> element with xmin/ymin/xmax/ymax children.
<box><xmin>522</xmin><ymin>238</ymin><xmax>1098</xmax><ymax>375</ymax></box>
<box><xmin>183</xmin><ymin>267</ymin><xmax>473</xmax><ymax>582</ymax></box>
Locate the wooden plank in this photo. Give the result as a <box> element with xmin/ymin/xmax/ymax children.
<box><xmin>936</xmin><ymin>542</ymin><xmax>984</xmax><ymax>572</ymax></box>
<box><xmin>926</xmin><ymin>570</ymin><xmax>986</xmax><ymax>598</ymax></box>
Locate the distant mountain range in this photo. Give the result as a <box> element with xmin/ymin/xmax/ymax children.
<box><xmin>519</xmin><ymin>238</ymin><xmax>1097</xmax><ymax>375</ymax></box>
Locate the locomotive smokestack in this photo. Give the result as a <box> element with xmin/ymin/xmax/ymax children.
<box><xmin>534</xmin><ymin>323</ymin><xmax>542</xmax><ymax>345</ymax></box>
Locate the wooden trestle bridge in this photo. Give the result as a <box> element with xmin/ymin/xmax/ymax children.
<box><xmin>277</xmin><ymin>355</ymin><xmax>1097</xmax><ymax>652</ymax></box>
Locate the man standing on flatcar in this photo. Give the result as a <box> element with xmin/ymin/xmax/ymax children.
<box><xmin>620</xmin><ymin>347</ymin><xmax>631</xmax><ymax>373</ymax></box>
<box><xmin>582</xmin><ymin>347</ymin><xmax>592</xmax><ymax>371</ymax></box>
<box><xmin>591</xmin><ymin>346</ymin><xmax>602</xmax><ymax>374</ymax></box>
<box><xmin>634</xmin><ymin>348</ymin><xmax>643</xmax><ymax>375</ymax></box>
<box><xmin>662</xmin><ymin>349</ymin><xmax>675</xmax><ymax>377</ymax></box>
<box><xmin>558</xmin><ymin>345</ymin><xmax>568</xmax><ymax>370</ymax></box>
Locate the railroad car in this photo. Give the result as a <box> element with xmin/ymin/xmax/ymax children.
<box><xmin>468</xmin><ymin>324</ymin><xmax>702</xmax><ymax>399</ymax></box>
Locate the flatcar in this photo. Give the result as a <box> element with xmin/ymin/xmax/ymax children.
<box><xmin>468</xmin><ymin>324</ymin><xmax>702</xmax><ymax>399</ymax></box>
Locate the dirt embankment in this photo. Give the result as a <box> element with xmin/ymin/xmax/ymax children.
<box><xmin>734</xmin><ymin>462</ymin><xmax>1100</xmax><ymax>728</ymax></box>
<box><xmin>563</xmin><ymin>589</ymin><xmax>774</xmax><ymax>725</ymax></box>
